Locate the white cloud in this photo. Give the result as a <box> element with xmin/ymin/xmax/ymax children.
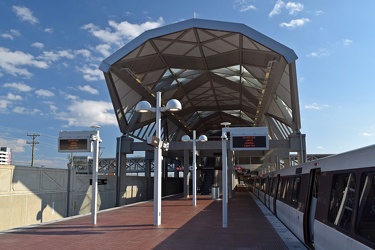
<box><xmin>35</xmin><ymin>89</ymin><xmax>55</xmax><ymax>97</ymax></box>
<box><xmin>38</xmin><ymin>50</ymin><xmax>75</xmax><ymax>62</ymax></box>
<box><xmin>0</xmin><ymin>100</ymin><xmax>11</xmax><ymax>109</ymax></box>
<box><xmin>36</xmin><ymin>49</ymin><xmax>91</xmax><ymax>65</ymax></box>
<box><xmin>306</xmin><ymin>48</ymin><xmax>330</xmax><ymax>58</ymax></box>
<box><xmin>0</xmin><ymin>46</ymin><xmax>92</xmax><ymax>78</ymax></box>
<box><xmin>269</xmin><ymin>0</ymin><xmax>285</xmax><ymax>17</ymax></box>
<box><xmin>234</xmin><ymin>0</ymin><xmax>256</xmax><ymax>12</ymax></box>
<box><xmin>359</xmin><ymin>132</ymin><xmax>374</xmax><ymax>137</ymax></box>
<box><xmin>60</xmin><ymin>91</ymin><xmax>78</xmax><ymax>100</ymax></box>
<box><xmin>82</xmin><ymin>17</ymin><xmax>165</xmax><ymax>47</ymax></box>
<box><xmin>235</xmin><ymin>0</ymin><xmax>246</xmax><ymax>5</ymax></box>
<box><xmin>10</xmin><ymin>29</ymin><xmax>21</xmax><ymax>37</ymax></box>
<box><xmin>57</xmin><ymin>100</ymin><xmax>117</xmax><ymax>127</ymax></box>
<box><xmin>82</xmin><ymin>23</ymin><xmax>118</xmax><ymax>44</ymax></box>
<box><xmin>12</xmin><ymin>106</ymin><xmax>41</xmax><ymax>114</ymax></box>
<box><xmin>77</xmin><ymin>65</ymin><xmax>104</xmax><ymax>81</ymax></box>
<box><xmin>316</xmin><ymin>146</ymin><xmax>325</xmax><ymax>150</ymax></box>
<box><xmin>240</xmin><ymin>5</ymin><xmax>256</xmax><ymax>12</ymax></box>
<box><xmin>0</xmin><ymin>46</ymin><xmax>96</xmax><ymax>78</ymax></box>
<box><xmin>0</xmin><ymin>47</ymin><xmax>48</xmax><ymax>77</ymax></box>
<box><xmin>64</xmin><ymin>94</ymin><xmax>78</xmax><ymax>100</ymax></box>
<box><xmin>270</xmin><ymin>1</ymin><xmax>304</xmax><ymax>17</ymax></box>
<box><xmin>79</xmin><ymin>85</ymin><xmax>99</xmax><ymax>94</ymax></box>
<box><xmin>1</xmin><ymin>29</ymin><xmax>21</xmax><ymax>40</ymax></box>
<box><xmin>280</xmin><ymin>18</ymin><xmax>310</xmax><ymax>28</ymax></box>
<box><xmin>0</xmin><ymin>137</ymin><xmax>27</xmax><ymax>153</ymax></box>
<box><xmin>342</xmin><ymin>39</ymin><xmax>353</xmax><ymax>46</ymax></box>
<box><xmin>31</xmin><ymin>42</ymin><xmax>44</xmax><ymax>49</ymax></box>
<box><xmin>49</xmin><ymin>104</ymin><xmax>58</xmax><ymax>112</ymax></box>
<box><xmin>6</xmin><ymin>93</ymin><xmax>23</xmax><ymax>101</ymax></box>
<box><xmin>75</xmin><ymin>49</ymin><xmax>91</xmax><ymax>58</ymax></box>
<box><xmin>44</xmin><ymin>28</ymin><xmax>53</xmax><ymax>33</ymax></box>
<box><xmin>286</xmin><ymin>2</ymin><xmax>304</xmax><ymax>15</ymax></box>
<box><xmin>110</xmin><ymin>18</ymin><xmax>165</xmax><ymax>41</ymax></box>
<box><xmin>96</xmin><ymin>44</ymin><xmax>112</xmax><ymax>57</ymax></box>
<box><xmin>3</xmin><ymin>82</ymin><xmax>33</xmax><ymax>92</ymax></box>
<box><xmin>304</xmin><ymin>102</ymin><xmax>329</xmax><ymax>110</ymax></box>
<box><xmin>12</xmin><ymin>5</ymin><xmax>39</xmax><ymax>24</ymax></box>
<box><xmin>1</xmin><ymin>33</ymin><xmax>13</xmax><ymax>40</ymax></box>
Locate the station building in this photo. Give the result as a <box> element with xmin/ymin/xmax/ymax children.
<box><xmin>99</xmin><ymin>18</ymin><xmax>306</xmax><ymax>202</ymax></box>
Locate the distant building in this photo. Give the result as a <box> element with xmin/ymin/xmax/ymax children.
<box><xmin>0</xmin><ymin>147</ymin><xmax>11</xmax><ymax>165</ymax></box>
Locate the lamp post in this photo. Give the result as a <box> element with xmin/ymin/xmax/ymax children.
<box><xmin>181</xmin><ymin>131</ymin><xmax>208</xmax><ymax>206</ymax></box>
<box><xmin>90</xmin><ymin>125</ymin><xmax>101</xmax><ymax>225</ymax></box>
<box><xmin>135</xmin><ymin>91</ymin><xmax>182</xmax><ymax>226</ymax></box>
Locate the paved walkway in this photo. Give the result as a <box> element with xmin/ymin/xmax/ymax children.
<box><xmin>0</xmin><ymin>187</ymin><xmax>303</xmax><ymax>249</ymax></box>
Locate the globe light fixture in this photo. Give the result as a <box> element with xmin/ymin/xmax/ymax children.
<box><xmin>135</xmin><ymin>100</ymin><xmax>152</xmax><ymax>112</ymax></box>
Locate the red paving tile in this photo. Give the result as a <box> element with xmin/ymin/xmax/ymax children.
<box><xmin>0</xmin><ymin>187</ymin><xmax>288</xmax><ymax>250</ymax></box>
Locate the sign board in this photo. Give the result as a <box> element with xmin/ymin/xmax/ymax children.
<box><xmin>229</xmin><ymin>127</ymin><xmax>269</xmax><ymax>151</ymax></box>
<box><xmin>90</xmin><ymin>178</ymin><xmax>108</xmax><ymax>185</ymax></box>
<box><xmin>147</xmin><ymin>136</ymin><xmax>160</xmax><ymax>147</ymax></box>
<box><xmin>58</xmin><ymin>131</ymin><xmax>94</xmax><ymax>152</ymax></box>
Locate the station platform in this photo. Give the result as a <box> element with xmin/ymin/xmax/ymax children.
<box><xmin>0</xmin><ymin>186</ymin><xmax>306</xmax><ymax>249</ymax></box>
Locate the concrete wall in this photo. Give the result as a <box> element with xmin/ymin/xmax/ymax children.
<box><xmin>69</xmin><ymin>174</ymin><xmax>117</xmax><ymax>216</ymax></box>
<box><xmin>119</xmin><ymin>175</ymin><xmax>149</xmax><ymax>205</ymax></box>
<box><xmin>0</xmin><ymin>165</ymin><xmax>68</xmax><ymax>231</ymax></box>
<box><xmin>164</xmin><ymin>177</ymin><xmax>184</xmax><ymax>196</ymax></box>
<box><xmin>0</xmin><ymin>165</ymin><xmax>183</xmax><ymax>231</ymax></box>
<box><xmin>118</xmin><ymin>175</ymin><xmax>184</xmax><ymax>206</ymax></box>
<box><xmin>0</xmin><ymin>165</ymin><xmax>119</xmax><ymax>231</ymax></box>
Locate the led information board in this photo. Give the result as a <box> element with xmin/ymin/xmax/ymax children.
<box><xmin>58</xmin><ymin>131</ymin><xmax>94</xmax><ymax>152</ymax></box>
<box><xmin>59</xmin><ymin>139</ymin><xmax>90</xmax><ymax>151</ymax></box>
<box><xmin>229</xmin><ymin>127</ymin><xmax>269</xmax><ymax>151</ymax></box>
<box><xmin>232</xmin><ymin>135</ymin><xmax>267</xmax><ymax>149</ymax></box>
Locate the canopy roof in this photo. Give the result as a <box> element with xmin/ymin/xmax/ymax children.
<box><xmin>100</xmin><ymin>19</ymin><xmax>301</xmax><ymax>143</ymax></box>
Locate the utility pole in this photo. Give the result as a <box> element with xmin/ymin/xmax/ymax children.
<box><xmin>27</xmin><ymin>133</ymin><xmax>40</xmax><ymax>167</ymax></box>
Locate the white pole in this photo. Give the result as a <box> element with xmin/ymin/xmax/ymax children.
<box><xmin>222</xmin><ymin>130</ymin><xmax>228</xmax><ymax>228</ymax></box>
<box><xmin>91</xmin><ymin>130</ymin><xmax>99</xmax><ymax>224</ymax></box>
<box><xmin>154</xmin><ymin>91</ymin><xmax>162</xmax><ymax>226</ymax></box>
<box><xmin>192</xmin><ymin>130</ymin><xmax>197</xmax><ymax>206</ymax></box>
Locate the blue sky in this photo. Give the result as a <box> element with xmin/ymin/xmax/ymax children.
<box><xmin>1</xmin><ymin>0</ymin><xmax>374</xmax><ymax>168</ymax></box>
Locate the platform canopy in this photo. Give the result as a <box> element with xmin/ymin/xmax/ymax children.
<box><xmin>100</xmin><ymin>19</ymin><xmax>301</xmax><ymax>143</ymax></box>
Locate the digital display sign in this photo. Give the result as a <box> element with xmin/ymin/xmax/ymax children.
<box><xmin>59</xmin><ymin>139</ymin><xmax>90</xmax><ymax>152</ymax></box>
<box><xmin>229</xmin><ymin>127</ymin><xmax>269</xmax><ymax>151</ymax></box>
<box><xmin>232</xmin><ymin>136</ymin><xmax>267</xmax><ymax>150</ymax></box>
<box><xmin>58</xmin><ymin>131</ymin><xmax>94</xmax><ymax>152</ymax></box>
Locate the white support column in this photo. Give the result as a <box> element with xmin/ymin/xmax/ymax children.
<box><xmin>91</xmin><ymin>129</ymin><xmax>100</xmax><ymax>224</ymax></box>
<box><xmin>222</xmin><ymin>130</ymin><xmax>228</xmax><ymax>228</ymax></box>
<box><xmin>192</xmin><ymin>130</ymin><xmax>197</xmax><ymax>206</ymax></box>
<box><xmin>154</xmin><ymin>91</ymin><xmax>162</xmax><ymax>226</ymax></box>
<box><xmin>183</xmin><ymin>149</ymin><xmax>190</xmax><ymax>198</ymax></box>
<box><xmin>181</xmin><ymin>131</ymin><xmax>207</xmax><ymax>205</ymax></box>
<box><xmin>135</xmin><ymin>91</ymin><xmax>181</xmax><ymax>226</ymax></box>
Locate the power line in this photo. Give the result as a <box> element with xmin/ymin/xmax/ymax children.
<box><xmin>27</xmin><ymin>133</ymin><xmax>40</xmax><ymax>167</ymax></box>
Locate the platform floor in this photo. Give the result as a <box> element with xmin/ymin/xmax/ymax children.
<box><xmin>0</xmin><ymin>187</ymin><xmax>305</xmax><ymax>249</ymax></box>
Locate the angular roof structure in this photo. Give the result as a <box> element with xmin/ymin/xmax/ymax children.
<box><xmin>100</xmin><ymin>19</ymin><xmax>301</xmax><ymax>144</ymax></box>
